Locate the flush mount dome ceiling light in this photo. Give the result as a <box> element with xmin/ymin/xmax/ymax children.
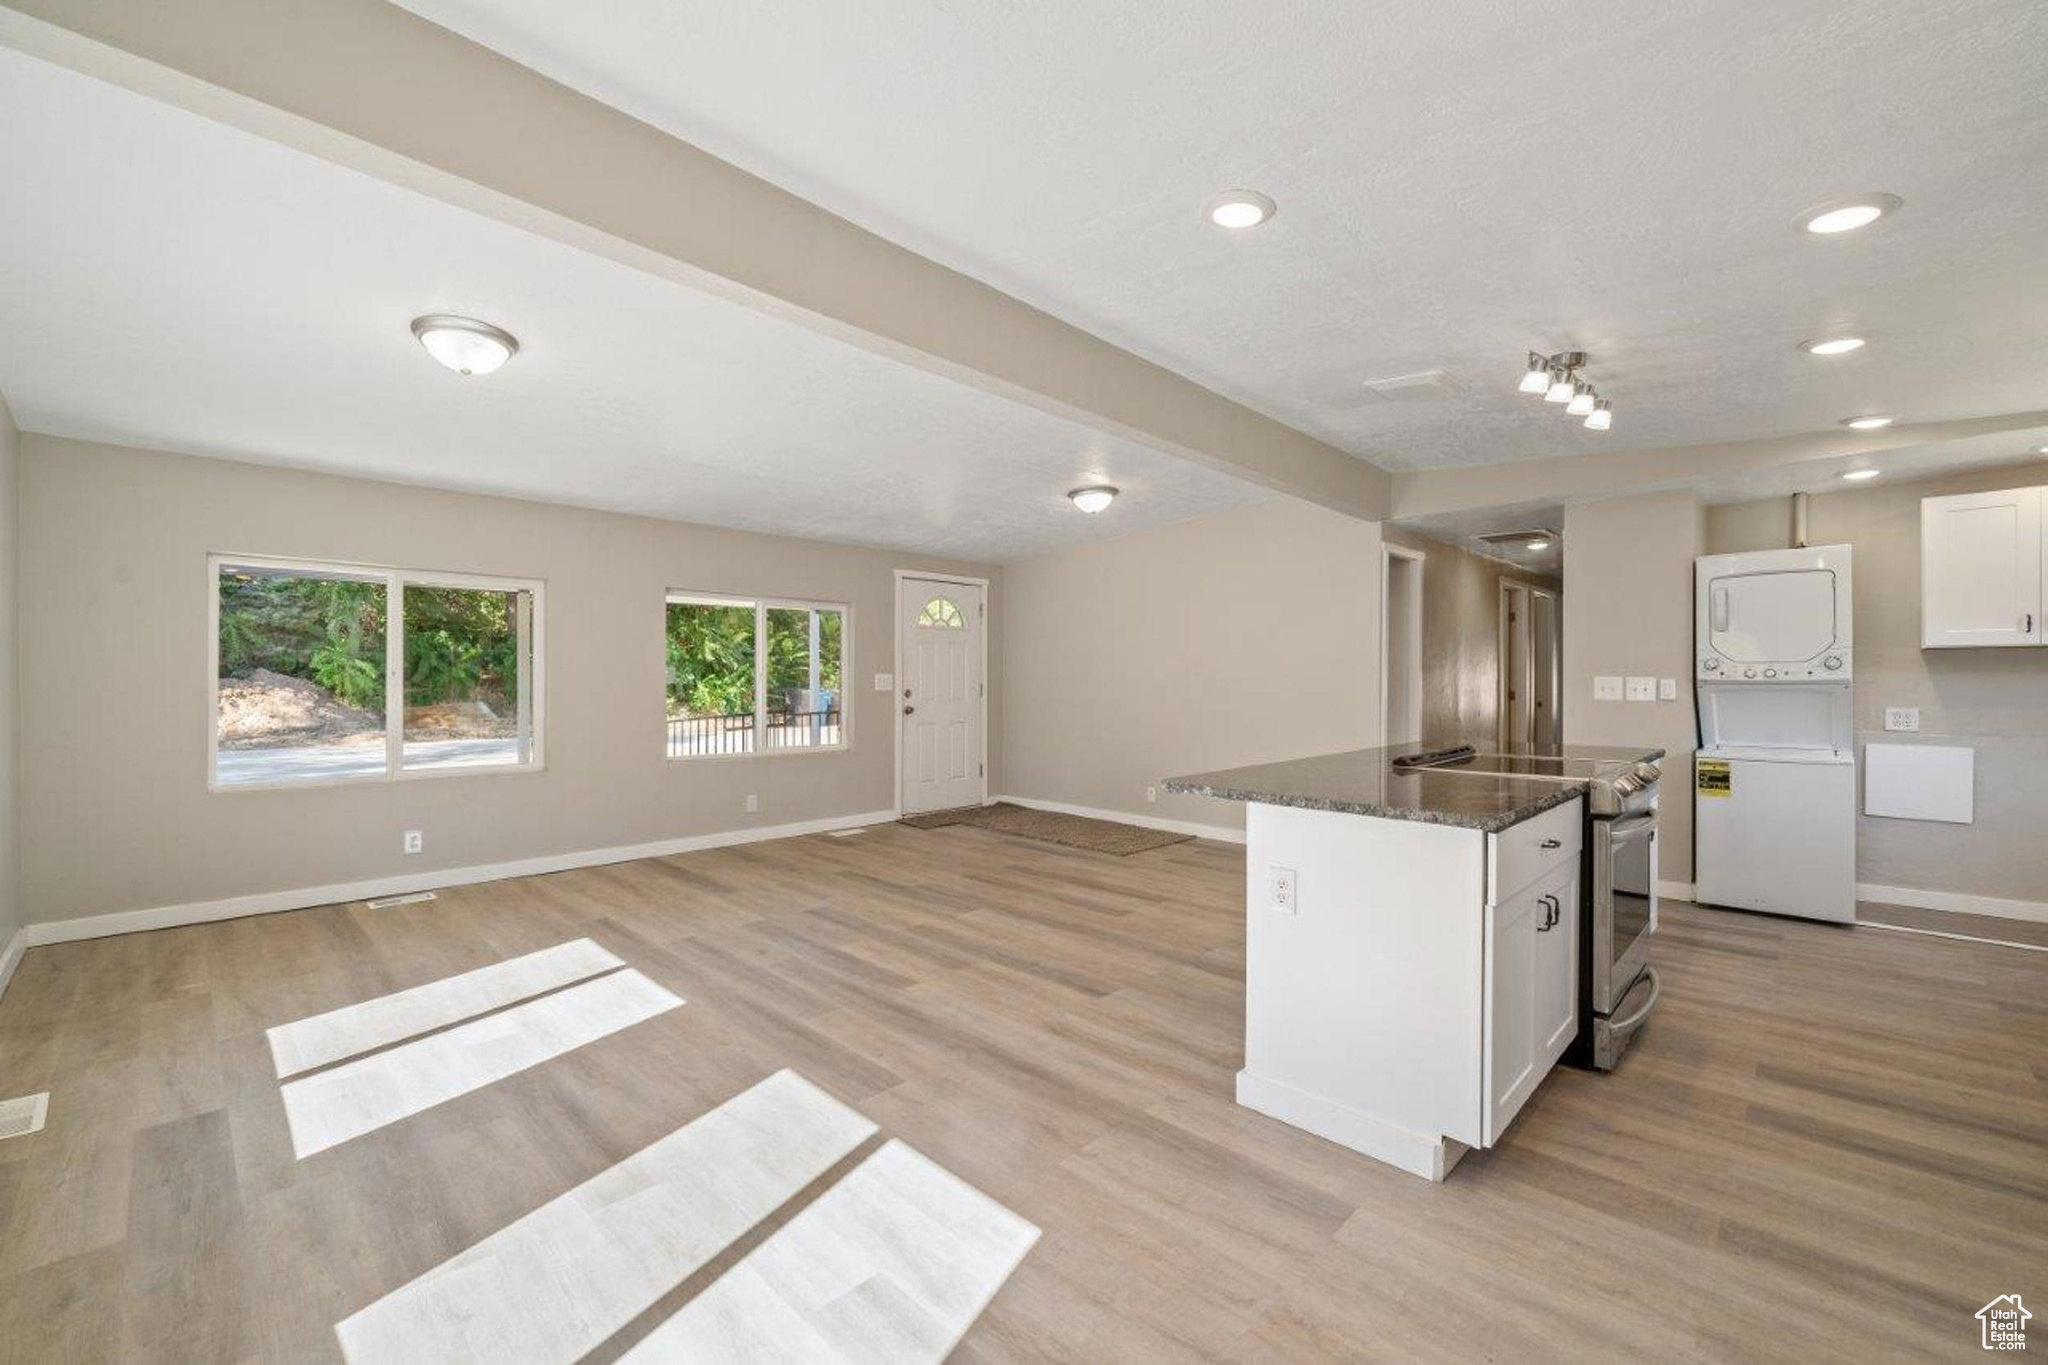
<box><xmin>1841</xmin><ymin>414</ymin><xmax>1896</xmax><ymax>430</ymax></box>
<box><xmin>1068</xmin><ymin>485</ymin><xmax>1118</xmax><ymax>513</ymax></box>
<box><xmin>411</xmin><ymin>314</ymin><xmax>519</xmax><ymax>375</ymax></box>
<box><xmin>1800</xmin><ymin>336</ymin><xmax>1866</xmax><ymax>356</ymax></box>
<box><xmin>1796</xmin><ymin>193</ymin><xmax>1902</xmax><ymax>235</ymax></box>
<box><xmin>1205</xmin><ymin>190</ymin><xmax>1275</xmax><ymax>229</ymax></box>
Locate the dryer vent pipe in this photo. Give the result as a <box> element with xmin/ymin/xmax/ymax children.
<box><xmin>1792</xmin><ymin>492</ymin><xmax>1811</xmax><ymax>549</ymax></box>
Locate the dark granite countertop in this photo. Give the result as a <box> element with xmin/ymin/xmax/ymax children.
<box><xmin>1163</xmin><ymin>741</ymin><xmax>1668</xmax><ymax>834</ymax></box>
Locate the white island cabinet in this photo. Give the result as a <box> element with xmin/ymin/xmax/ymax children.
<box><xmin>1227</xmin><ymin>794</ymin><xmax>1582</xmax><ymax>1181</ymax></box>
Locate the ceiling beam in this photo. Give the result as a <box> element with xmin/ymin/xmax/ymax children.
<box><xmin>0</xmin><ymin>0</ymin><xmax>1390</xmax><ymax>519</ymax></box>
<box><xmin>1391</xmin><ymin>411</ymin><xmax>2048</xmax><ymax>519</ymax></box>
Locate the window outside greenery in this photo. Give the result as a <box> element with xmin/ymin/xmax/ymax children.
<box><xmin>214</xmin><ymin>559</ymin><xmax>539</xmax><ymax>787</ymax></box>
<box><xmin>666</xmin><ymin>597</ymin><xmax>845</xmax><ymax>756</ymax></box>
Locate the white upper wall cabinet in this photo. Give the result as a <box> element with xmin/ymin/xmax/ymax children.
<box><xmin>1921</xmin><ymin>486</ymin><xmax>2043</xmax><ymax>648</ymax></box>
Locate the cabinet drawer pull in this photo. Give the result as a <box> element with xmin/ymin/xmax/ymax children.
<box><xmin>1540</xmin><ymin>838</ymin><xmax>1562</xmax><ymax>849</ymax></box>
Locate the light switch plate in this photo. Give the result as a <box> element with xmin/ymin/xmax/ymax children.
<box><xmin>1593</xmin><ymin>675</ymin><xmax>1624</xmax><ymax>701</ymax></box>
<box><xmin>1625</xmin><ymin>676</ymin><xmax>1656</xmax><ymax>702</ymax></box>
<box><xmin>1658</xmin><ymin>678</ymin><xmax>1678</xmax><ymax>701</ymax></box>
<box><xmin>874</xmin><ymin>672</ymin><xmax>894</xmax><ymax>692</ymax></box>
<box><xmin>1884</xmin><ymin>706</ymin><xmax>1920</xmax><ymax>732</ymax></box>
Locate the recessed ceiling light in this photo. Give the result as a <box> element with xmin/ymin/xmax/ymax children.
<box><xmin>1796</xmin><ymin>193</ymin><xmax>1902</xmax><ymax>235</ymax></box>
<box><xmin>2035</xmin><ymin>445</ymin><xmax>2048</xmax><ymax>455</ymax></box>
<box><xmin>1800</xmin><ymin>336</ymin><xmax>1866</xmax><ymax>356</ymax></box>
<box><xmin>1068</xmin><ymin>485</ymin><xmax>1118</xmax><ymax>514</ymax></box>
<box><xmin>1205</xmin><ymin>190</ymin><xmax>1275</xmax><ymax>229</ymax></box>
<box><xmin>1841</xmin><ymin>415</ymin><xmax>1896</xmax><ymax>430</ymax></box>
<box><xmin>411</xmin><ymin>314</ymin><xmax>518</xmax><ymax>375</ymax></box>
<box><xmin>1525</xmin><ymin>539</ymin><xmax>1551</xmax><ymax>552</ymax></box>
<box><xmin>1840</xmin><ymin>469</ymin><xmax>1881</xmax><ymax>481</ymax></box>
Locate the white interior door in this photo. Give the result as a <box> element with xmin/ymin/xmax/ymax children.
<box><xmin>899</xmin><ymin>578</ymin><xmax>984</xmax><ymax>814</ymax></box>
<box><xmin>1500</xmin><ymin>583</ymin><xmax>1534</xmax><ymax>748</ymax></box>
<box><xmin>1530</xmin><ymin>589</ymin><xmax>1560</xmax><ymax>749</ymax></box>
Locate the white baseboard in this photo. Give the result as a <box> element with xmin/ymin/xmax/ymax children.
<box><xmin>13</xmin><ymin>809</ymin><xmax>898</xmax><ymax>957</ymax></box>
<box><xmin>0</xmin><ymin>928</ymin><xmax>26</xmax><ymax>1003</ymax></box>
<box><xmin>1856</xmin><ymin>882</ymin><xmax>2048</xmax><ymax>925</ymax></box>
<box><xmin>1235</xmin><ymin>1069</ymin><xmax>1462</xmax><ymax>1182</ymax></box>
<box><xmin>995</xmin><ymin>794</ymin><xmax>1246</xmax><ymax>845</ymax></box>
<box><xmin>1658</xmin><ymin>880</ymin><xmax>1695</xmax><ymax>903</ymax></box>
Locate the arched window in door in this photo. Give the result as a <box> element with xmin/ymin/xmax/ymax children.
<box><xmin>916</xmin><ymin>597</ymin><xmax>966</xmax><ymax>630</ymax></box>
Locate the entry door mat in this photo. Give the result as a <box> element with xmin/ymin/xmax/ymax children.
<box><xmin>900</xmin><ymin>802</ymin><xmax>1192</xmax><ymax>856</ymax></box>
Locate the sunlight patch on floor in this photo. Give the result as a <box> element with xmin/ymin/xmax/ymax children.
<box><xmin>335</xmin><ymin>1069</ymin><xmax>875</xmax><ymax>1364</ymax></box>
<box><xmin>620</xmin><ymin>1137</ymin><xmax>1041</xmax><ymax>1363</ymax></box>
<box><xmin>266</xmin><ymin>938</ymin><xmax>625</xmax><ymax>1077</ymax></box>
<box><xmin>281</xmin><ymin>968</ymin><xmax>681</xmax><ymax>1158</ymax></box>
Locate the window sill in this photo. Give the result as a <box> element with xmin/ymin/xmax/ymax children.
<box><xmin>664</xmin><ymin>744</ymin><xmax>851</xmax><ymax>764</ymax></box>
<box><xmin>209</xmin><ymin>759</ymin><xmax>546</xmax><ymax>794</ymax></box>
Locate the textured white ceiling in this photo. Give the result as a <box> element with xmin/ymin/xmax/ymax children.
<box><xmin>394</xmin><ymin>0</ymin><xmax>2048</xmax><ymax>472</ymax></box>
<box><xmin>0</xmin><ymin>47</ymin><xmax>1265</xmax><ymax>562</ymax></box>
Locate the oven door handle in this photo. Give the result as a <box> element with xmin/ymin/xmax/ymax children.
<box><xmin>1607</xmin><ymin>966</ymin><xmax>1661</xmax><ymax>1034</ymax></box>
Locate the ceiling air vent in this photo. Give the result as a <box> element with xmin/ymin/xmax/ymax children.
<box><xmin>0</xmin><ymin>1093</ymin><xmax>49</xmax><ymax>1142</ymax></box>
<box><xmin>1359</xmin><ymin>369</ymin><xmax>1462</xmax><ymax>402</ymax></box>
<box><xmin>1478</xmin><ymin>529</ymin><xmax>1558</xmax><ymax>548</ymax></box>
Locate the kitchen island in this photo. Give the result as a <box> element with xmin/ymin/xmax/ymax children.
<box><xmin>1165</xmin><ymin>742</ymin><xmax>1663</xmax><ymax>1181</ymax></box>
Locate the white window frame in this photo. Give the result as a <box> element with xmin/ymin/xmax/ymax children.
<box><xmin>208</xmin><ymin>553</ymin><xmax>546</xmax><ymax>793</ymax></box>
<box><xmin>664</xmin><ymin>591</ymin><xmax>852</xmax><ymax>761</ymax></box>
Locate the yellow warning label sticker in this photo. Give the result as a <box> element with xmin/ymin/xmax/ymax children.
<box><xmin>1697</xmin><ymin>759</ymin><xmax>1731</xmax><ymax>798</ymax></box>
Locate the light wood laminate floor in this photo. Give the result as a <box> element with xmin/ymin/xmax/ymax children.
<box><xmin>0</xmin><ymin>823</ymin><xmax>2041</xmax><ymax>1362</ymax></box>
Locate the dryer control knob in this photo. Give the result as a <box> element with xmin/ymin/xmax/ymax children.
<box><xmin>1703</xmin><ymin>658</ymin><xmax>1719</xmax><ymax>671</ymax></box>
<box><xmin>1763</xmin><ymin>668</ymin><xmax>1778</xmax><ymax>678</ymax></box>
<box><xmin>1824</xmin><ymin>655</ymin><xmax>1842</xmax><ymax>670</ymax></box>
<box><xmin>1744</xmin><ymin>668</ymin><xmax>1757</xmax><ymax>679</ymax></box>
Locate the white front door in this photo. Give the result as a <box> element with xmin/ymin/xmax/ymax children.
<box><xmin>899</xmin><ymin>578</ymin><xmax>984</xmax><ymax>814</ymax></box>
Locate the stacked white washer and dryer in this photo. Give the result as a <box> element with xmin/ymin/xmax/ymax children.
<box><xmin>1693</xmin><ymin>544</ymin><xmax>1857</xmax><ymax>923</ymax></box>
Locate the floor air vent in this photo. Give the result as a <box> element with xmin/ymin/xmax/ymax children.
<box><xmin>0</xmin><ymin>1093</ymin><xmax>48</xmax><ymax>1141</ymax></box>
<box><xmin>365</xmin><ymin>891</ymin><xmax>438</xmax><ymax>910</ymax></box>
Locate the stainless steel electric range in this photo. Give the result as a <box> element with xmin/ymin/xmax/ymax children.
<box><xmin>1399</xmin><ymin>745</ymin><xmax>1664</xmax><ymax>1070</ymax></box>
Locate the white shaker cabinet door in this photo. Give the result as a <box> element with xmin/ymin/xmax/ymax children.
<box><xmin>1484</xmin><ymin>858</ymin><xmax>1578</xmax><ymax>1146</ymax></box>
<box><xmin>1922</xmin><ymin>486</ymin><xmax>2042</xmax><ymax>648</ymax></box>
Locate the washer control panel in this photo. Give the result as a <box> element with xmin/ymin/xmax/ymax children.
<box><xmin>1699</xmin><ymin>649</ymin><xmax>1849</xmax><ymax>681</ymax></box>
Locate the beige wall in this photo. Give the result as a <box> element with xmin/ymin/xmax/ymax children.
<box><xmin>1707</xmin><ymin>461</ymin><xmax>2048</xmax><ymax>905</ymax></box>
<box><xmin>0</xmin><ymin>395</ymin><xmax>19</xmax><ymax>946</ymax></box>
<box><xmin>1562</xmin><ymin>491</ymin><xmax>1704</xmax><ymax>884</ymax></box>
<box><xmin>1383</xmin><ymin>526</ymin><xmax>1559</xmax><ymax>743</ymax></box>
<box><xmin>17</xmin><ymin>436</ymin><xmax>998</xmax><ymax>927</ymax></box>
<box><xmin>1001</xmin><ymin>498</ymin><xmax>1382</xmax><ymax>834</ymax></box>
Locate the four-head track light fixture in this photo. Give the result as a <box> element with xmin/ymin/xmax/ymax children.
<box><xmin>1517</xmin><ymin>351</ymin><xmax>1611</xmax><ymax>431</ymax></box>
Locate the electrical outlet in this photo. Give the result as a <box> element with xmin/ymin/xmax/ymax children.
<box><xmin>874</xmin><ymin>672</ymin><xmax>894</xmax><ymax>692</ymax></box>
<box><xmin>744</xmin><ymin>794</ymin><xmax>759</xmax><ymax>813</ymax></box>
<box><xmin>1146</xmin><ymin>785</ymin><xmax>1158</xmax><ymax>803</ymax></box>
<box><xmin>1270</xmin><ymin>867</ymin><xmax>1297</xmax><ymax>915</ymax></box>
<box><xmin>1625</xmin><ymin>676</ymin><xmax>1656</xmax><ymax>702</ymax></box>
<box><xmin>402</xmin><ymin>829</ymin><xmax>423</xmax><ymax>855</ymax></box>
<box><xmin>1658</xmin><ymin>678</ymin><xmax>1678</xmax><ymax>701</ymax></box>
<box><xmin>1884</xmin><ymin>707</ymin><xmax>1920</xmax><ymax>732</ymax></box>
<box><xmin>1593</xmin><ymin>676</ymin><xmax>1624</xmax><ymax>701</ymax></box>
